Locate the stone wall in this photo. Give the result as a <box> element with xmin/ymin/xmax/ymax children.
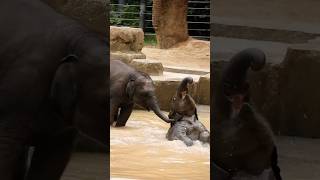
<box><xmin>213</xmin><ymin>46</ymin><xmax>320</xmax><ymax>138</ymax></box>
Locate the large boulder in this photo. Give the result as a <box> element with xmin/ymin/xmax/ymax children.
<box><xmin>130</xmin><ymin>59</ymin><xmax>164</xmax><ymax>76</ymax></box>
<box><xmin>196</xmin><ymin>73</ymin><xmax>210</xmax><ymax>105</ymax></box>
<box><xmin>213</xmin><ymin>45</ymin><xmax>320</xmax><ymax>138</ymax></box>
<box><xmin>110</xmin><ymin>52</ymin><xmax>146</xmax><ymax>64</ymax></box>
<box><xmin>278</xmin><ymin>46</ymin><xmax>320</xmax><ymax>137</ymax></box>
<box><xmin>153</xmin><ymin>79</ymin><xmax>198</xmax><ymax>111</ymax></box>
<box><xmin>152</xmin><ymin>0</ymin><xmax>189</xmax><ymax>49</ymax></box>
<box><xmin>110</xmin><ymin>26</ymin><xmax>144</xmax><ymax>52</ymax></box>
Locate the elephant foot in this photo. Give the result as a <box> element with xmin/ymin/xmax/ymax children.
<box><xmin>200</xmin><ymin>131</ymin><xmax>210</xmax><ymax>143</ymax></box>
<box><xmin>115</xmin><ymin>122</ymin><xmax>126</xmax><ymax>127</ymax></box>
<box><xmin>183</xmin><ymin>139</ymin><xmax>194</xmax><ymax>146</ymax></box>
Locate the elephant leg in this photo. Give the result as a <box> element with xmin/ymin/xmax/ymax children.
<box><xmin>115</xmin><ymin>103</ymin><xmax>134</xmax><ymax>127</ymax></box>
<box><xmin>177</xmin><ymin>133</ymin><xmax>193</xmax><ymax>146</ymax></box>
<box><xmin>175</xmin><ymin>124</ymin><xmax>193</xmax><ymax>146</ymax></box>
<box><xmin>0</xmin><ymin>136</ymin><xmax>27</xmax><ymax>180</ymax></box>
<box><xmin>0</xmin><ymin>117</ymin><xmax>30</xmax><ymax>180</ymax></box>
<box><xmin>26</xmin><ymin>127</ymin><xmax>78</xmax><ymax>180</ymax></box>
<box><xmin>193</xmin><ymin>121</ymin><xmax>210</xmax><ymax>143</ymax></box>
<box><xmin>14</xmin><ymin>146</ymin><xmax>30</xmax><ymax>180</ymax></box>
<box><xmin>110</xmin><ymin>99</ymin><xmax>119</xmax><ymax>126</ymax></box>
<box><xmin>199</xmin><ymin>131</ymin><xmax>210</xmax><ymax>143</ymax></box>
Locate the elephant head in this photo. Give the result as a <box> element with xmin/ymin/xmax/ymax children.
<box><xmin>168</xmin><ymin>77</ymin><xmax>197</xmax><ymax>120</ymax></box>
<box><xmin>126</xmin><ymin>72</ymin><xmax>173</xmax><ymax>123</ymax></box>
<box><xmin>217</xmin><ymin>48</ymin><xmax>266</xmax><ymax>116</ymax></box>
<box><xmin>50</xmin><ymin>39</ymin><xmax>108</xmax><ymax>147</ymax></box>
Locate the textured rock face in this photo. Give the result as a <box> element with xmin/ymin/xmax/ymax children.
<box><xmin>197</xmin><ymin>73</ymin><xmax>210</xmax><ymax>105</ymax></box>
<box><xmin>42</xmin><ymin>0</ymin><xmax>108</xmax><ymax>35</ymax></box>
<box><xmin>110</xmin><ymin>26</ymin><xmax>144</xmax><ymax>52</ymax></box>
<box><xmin>278</xmin><ymin>47</ymin><xmax>320</xmax><ymax>137</ymax></box>
<box><xmin>213</xmin><ymin>46</ymin><xmax>320</xmax><ymax>138</ymax></box>
<box><xmin>153</xmin><ymin>80</ymin><xmax>198</xmax><ymax>111</ymax></box>
<box><xmin>130</xmin><ymin>59</ymin><xmax>164</xmax><ymax>76</ymax></box>
<box><xmin>110</xmin><ymin>52</ymin><xmax>146</xmax><ymax>64</ymax></box>
<box><xmin>152</xmin><ymin>0</ymin><xmax>189</xmax><ymax>49</ymax></box>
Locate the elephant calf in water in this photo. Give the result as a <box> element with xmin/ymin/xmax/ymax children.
<box><xmin>166</xmin><ymin>77</ymin><xmax>210</xmax><ymax>146</ymax></box>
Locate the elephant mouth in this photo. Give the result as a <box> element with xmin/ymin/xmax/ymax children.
<box><xmin>228</xmin><ymin>94</ymin><xmax>245</xmax><ymax>112</ymax></box>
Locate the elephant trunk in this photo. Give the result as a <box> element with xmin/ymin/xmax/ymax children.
<box><xmin>148</xmin><ymin>98</ymin><xmax>171</xmax><ymax>123</ymax></box>
<box><xmin>177</xmin><ymin>77</ymin><xmax>193</xmax><ymax>94</ymax></box>
<box><xmin>222</xmin><ymin>48</ymin><xmax>266</xmax><ymax>90</ymax></box>
<box><xmin>214</xmin><ymin>48</ymin><xmax>266</xmax><ymax>118</ymax></box>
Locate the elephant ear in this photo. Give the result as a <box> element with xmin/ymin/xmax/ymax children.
<box><xmin>126</xmin><ymin>78</ymin><xmax>135</xmax><ymax>100</ymax></box>
<box><xmin>50</xmin><ymin>55</ymin><xmax>78</xmax><ymax>116</ymax></box>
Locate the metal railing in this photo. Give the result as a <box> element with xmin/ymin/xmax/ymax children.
<box><xmin>110</xmin><ymin>0</ymin><xmax>210</xmax><ymax>40</ymax></box>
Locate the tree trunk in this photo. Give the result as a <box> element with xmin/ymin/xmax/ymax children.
<box><xmin>152</xmin><ymin>0</ymin><xmax>189</xmax><ymax>49</ymax></box>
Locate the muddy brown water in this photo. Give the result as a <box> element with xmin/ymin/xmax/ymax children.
<box><xmin>110</xmin><ymin>107</ymin><xmax>210</xmax><ymax>180</ymax></box>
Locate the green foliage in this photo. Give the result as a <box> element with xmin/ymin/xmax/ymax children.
<box><xmin>144</xmin><ymin>35</ymin><xmax>157</xmax><ymax>46</ymax></box>
<box><xmin>110</xmin><ymin>4</ymin><xmax>140</xmax><ymax>27</ymax></box>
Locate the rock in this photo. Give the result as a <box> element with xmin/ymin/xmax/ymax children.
<box><xmin>42</xmin><ymin>0</ymin><xmax>109</xmax><ymax>35</ymax></box>
<box><xmin>152</xmin><ymin>0</ymin><xmax>189</xmax><ymax>49</ymax></box>
<box><xmin>278</xmin><ymin>46</ymin><xmax>320</xmax><ymax>137</ymax></box>
<box><xmin>212</xmin><ymin>60</ymin><xmax>282</xmax><ymax>133</ymax></box>
<box><xmin>197</xmin><ymin>73</ymin><xmax>210</xmax><ymax>105</ymax></box>
<box><xmin>130</xmin><ymin>59</ymin><xmax>164</xmax><ymax>76</ymax></box>
<box><xmin>213</xmin><ymin>45</ymin><xmax>320</xmax><ymax>138</ymax></box>
<box><xmin>110</xmin><ymin>26</ymin><xmax>144</xmax><ymax>52</ymax></box>
<box><xmin>153</xmin><ymin>80</ymin><xmax>198</xmax><ymax>111</ymax></box>
<box><xmin>110</xmin><ymin>52</ymin><xmax>146</xmax><ymax>64</ymax></box>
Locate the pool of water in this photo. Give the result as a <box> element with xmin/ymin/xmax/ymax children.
<box><xmin>110</xmin><ymin>106</ymin><xmax>210</xmax><ymax>179</ymax></box>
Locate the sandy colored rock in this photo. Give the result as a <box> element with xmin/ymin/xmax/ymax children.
<box><xmin>152</xmin><ymin>0</ymin><xmax>189</xmax><ymax>49</ymax></box>
<box><xmin>130</xmin><ymin>59</ymin><xmax>164</xmax><ymax>76</ymax></box>
<box><xmin>197</xmin><ymin>73</ymin><xmax>210</xmax><ymax>105</ymax></box>
<box><xmin>142</xmin><ymin>38</ymin><xmax>210</xmax><ymax>70</ymax></box>
<box><xmin>111</xmin><ymin>52</ymin><xmax>146</xmax><ymax>64</ymax></box>
<box><xmin>278</xmin><ymin>47</ymin><xmax>320</xmax><ymax>138</ymax></box>
<box><xmin>110</xmin><ymin>26</ymin><xmax>144</xmax><ymax>52</ymax></box>
<box><xmin>153</xmin><ymin>80</ymin><xmax>198</xmax><ymax>111</ymax></box>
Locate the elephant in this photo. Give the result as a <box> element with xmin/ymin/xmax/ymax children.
<box><xmin>110</xmin><ymin>60</ymin><xmax>173</xmax><ymax>127</ymax></box>
<box><xmin>166</xmin><ymin>77</ymin><xmax>210</xmax><ymax>146</ymax></box>
<box><xmin>0</xmin><ymin>0</ymin><xmax>108</xmax><ymax>179</ymax></box>
<box><xmin>212</xmin><ymin>48</ymin><xmax>282</xmax><ymax>180</ymax></box>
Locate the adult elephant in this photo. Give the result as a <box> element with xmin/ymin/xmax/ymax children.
<box><xmin>0</xmin><ymin>0</ymin><xmax>108</xmax><ymax>179</ymax></box>
<box><xmin>110</xmin><ymin>60</ymin><xmax>173</xmax><ymax>127</ymax></box>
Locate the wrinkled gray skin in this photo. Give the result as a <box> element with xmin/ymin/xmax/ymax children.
<box><xmin>0</xmin><ymin>0</ymin><xmax>108</xmax><ymax>179</ymax></box>
<box><xmin>166</xmin><ymin>77</ymin><xmax>210</xmax><ymax>146</ymax></box>
<box><xmin>212</xmin><ymin>49</ymin><xmax>281</xmax><ymax>180</ymax></box>
<box><xmin>110</xmin><ymin>60</ymin><xmax>173</xmax><ymax>127</ymax></box>
<box><xmin>166</xmin><ymin>115</ymin><xmax>210</xmax><ymax>146</ymax></box>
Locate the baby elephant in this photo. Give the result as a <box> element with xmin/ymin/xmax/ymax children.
<box><xmin>166</xmin><ymin>77</ymin><xmax>210</xmax><ymax>146</ymax></box>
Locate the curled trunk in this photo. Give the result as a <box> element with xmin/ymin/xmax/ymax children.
<box><xmin>177</xmin><ymin>77</ymin><xmax>193</xmax><ymax>94</ymax></box>
<box><xmin>222</xmin><ymin>48</ymin><xmax>266</xmax><ymax>88</ymax></box>
<box><xmin>214</xmin><ymin>48</ymin><xmax>266</xmax><ymax>118</ymax></box>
